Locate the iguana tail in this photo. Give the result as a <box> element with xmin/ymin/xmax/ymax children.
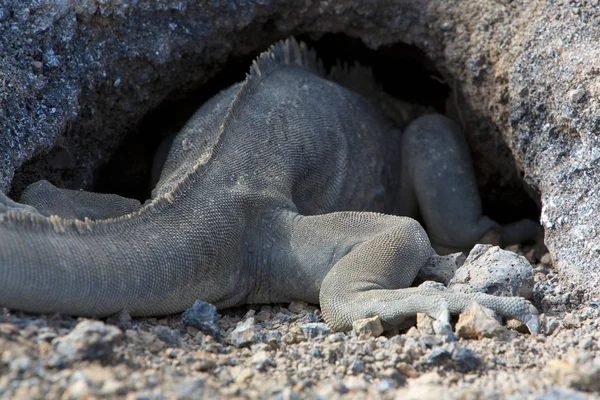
<box><xmin>0</xmin><ymin>190</ymin><xmax>238</xmax><ymax>317</ymax></box>
<box><xmin>0</xmin><ymin>37</ymin><xmax>325</xmax><ymax>318</ymax></box>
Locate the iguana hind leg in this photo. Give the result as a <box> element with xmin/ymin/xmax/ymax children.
<box><xmin>398</xmin><ymin>114</ymin><xmax>541</xmax><ymax>253</ymax></box>
<box><xmin>303</xmin><ymin>212</ymin><xmax>538</xmax><ymax>332</ymax></box>
<box><xmin>19</xmin><ymin>180</ymin><xmax>141</xmax><ymax>220</ymax></box>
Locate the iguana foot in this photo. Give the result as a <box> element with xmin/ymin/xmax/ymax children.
<box><xmin>421</xmin><ymin>280</ymin><xmax>540</xmax><ymax>334</ymax></box>
<box><xmin>314</xmin><ymin>212</ymin><xmax>539</xmax><ymax>334</ymax></box>
<box><xmin>498</xmin><ymin>218</ymin><xmax>544</xmax><ymax>247</ymax></box>
<box><xmin>322</xmin><ymin>282</ymin><xmax>539</xmax><ymax>334</ymax></box>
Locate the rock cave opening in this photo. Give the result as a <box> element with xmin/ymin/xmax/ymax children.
<box><xmin>10</xmin><ymin>33</ymin><xmax>540</xmax><ymax>228</ymax></box>
<box><xmin>92</xmin><ymin>33</ymin><xmax>452</xmax><ymax>201</ymax></box>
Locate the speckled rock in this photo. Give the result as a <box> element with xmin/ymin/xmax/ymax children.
<box><xmin>418</xmin><ymin>252</ymin><xmax>466</xmax><ymax>286</ymax></box>
<box><xmin>1</xmin><ymin>301</ymin><xmax>600</xmax><ymax>398</ymax></box>
<box><xmin>182</xmin><ymin>300</ymin><xmax>221</xmax><ymax>338</ymax></box>
<box><xmin>352</xmin><ymin>316</ymin><xmax>384</xmax><ymax>339</ymax></box>
<box><xmin>230</xmin><ymin>317</ymin><xmax>258</xmax><ymax>348</ymax></box>
<box><xmin>300</xmin><ymin>323</ymin><xmax>331</xmax><ymax>339</ymax></box>
<box><xmin>449</xmin><ymin>245</ymin><xmax>534</xmax><ymax>298</ymax></box>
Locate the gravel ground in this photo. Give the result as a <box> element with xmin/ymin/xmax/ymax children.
<box><xmin>1</xmin><ymin>245</ymin><xmax>599</xmax><ymax>399</ymax></box>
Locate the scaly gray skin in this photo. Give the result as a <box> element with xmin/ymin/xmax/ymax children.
<box><xmin>0</xmin><ymin>38</ymin><xmax>540</xmax><ymax>333</ymax></box>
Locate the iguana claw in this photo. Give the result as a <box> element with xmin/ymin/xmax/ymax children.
<box><xmin>522</xmin><ymin>313</ymin><xmax>540</xmax><ymax>335</ymax></box>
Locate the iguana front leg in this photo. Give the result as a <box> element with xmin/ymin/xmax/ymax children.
<box><xmin>292</xmin><ymin>212</ymin><xmax>539</xmax><ymax>332</ymax></box>
<box><xmin>399</xmin><ymin>114</ymin><xmax>542</xmax><ymax>254</ymax></box>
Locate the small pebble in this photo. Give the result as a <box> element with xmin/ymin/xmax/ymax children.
<box><xmin>52</xmin><ymin>320</ymin><xmax>122</xmax><ymax>362</ymax></box>
<box><xmin>230</xmin><ymin>318</ymin><xmax>257</xmax><ymax>347</ymax></box>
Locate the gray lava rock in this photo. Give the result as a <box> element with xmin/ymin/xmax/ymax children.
<box><xmin>299</xmin><ymin>312</ymin><xmax>321</xmax><ymax>323</ymax></box>
<box><xmin>349</xmin><ymin>357</ymin><xmax>365</xmax><ymax>374</ymax></box>
<box><xmin>418</xmin><ymin>253</ymin><xmax>466</xmax><ymax>285</ymax></box>
<box><xmin>182</xmin><ymin>300</ymin><xmax>221</xmax><ymax>338</ymax></box>
<box><xmin>154</xmin><ymin>326</ymin><xmax>181</xmax><ymax>346</ymax></box>
<box><xmin>427</xmin><ymin>348</ymin><xmax>452</xmax><ymax>366</ymax></box>
<box><xmin>265</xmin><ymin>330</ymin><xmax>282</xmax><ymax>344</ymax></box>
<box><xmin>423</xmin><ymin>345</ymin><xmax>480</xmax><ymax>372</ymax></box>
<box><xmin>449</xmin><ymin>245</ymin><xmax>534</xmax><ymax>298</ymax></box>
<box><xmin>52</xmin><ymin>319</ymin><xmax>122</xmax><ymax>362</ymax></box>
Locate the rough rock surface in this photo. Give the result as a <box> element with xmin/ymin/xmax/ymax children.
<box><xmin>449</xmin><ymin>244</ymin><xmax>535</xmax><ymax>298</ymax></box>
<box><xmin>0</xmin><ymin>0</ymin><xmax>599</xmax><ymax>294</ymax></box>
<box><xmin>418</xmin><ymin>252</ymin><xmax>465</xmax><ymax>286</ymax></box>
<box><xmin>455</xmin><ymin>302</ymin><xmax>510</xmax><ymax>340</ymax></box>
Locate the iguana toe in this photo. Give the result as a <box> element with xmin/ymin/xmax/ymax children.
<box><xmin>522</xmin><ymin>313</ymin><xmax>540</xmax><ymax>335</ymax></box>
<box><xmin>509</xmin><ymin>299</ymin><xmax>540</xmax><ymax>335</ymax></box>
<box><xmin>433</xmin><ymin>299</ymin><xmax>450</xmax><ymax>323</ymax></box>
<box><xmin>518</xmin><ymin>305</ymin><xmax>540</xmax><ymax>335</ymax></box>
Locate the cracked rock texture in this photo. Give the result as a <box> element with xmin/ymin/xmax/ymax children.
<box><xmin>449</xmin><ymin>244</ymin><xmax>534</xmax><ymax>299</ymax></box>
<box><xmin>0</xmin><ymin>1</ymin><xmax>599</xmax><ymax>295</ymax></box>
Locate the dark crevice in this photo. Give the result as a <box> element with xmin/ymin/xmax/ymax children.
<box><xmin>298</xmin><ymin>34</ymin><xmax>450</xmax><ymax>110</ymax></box>
<box><xmin>10</xmin><ymin>32</ymin><xmax>540</xmax><ymax>226</ymax></box>
<box><xmin>94</xmin><ymin>33</ymin><xmax>451</xmax><ymax>203</ymax></box>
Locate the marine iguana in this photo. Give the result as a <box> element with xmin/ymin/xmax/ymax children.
<box><xmin>0</xmin><ymin>38</ymin><xmax>540</xmax><ymax>333</ymax></box>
